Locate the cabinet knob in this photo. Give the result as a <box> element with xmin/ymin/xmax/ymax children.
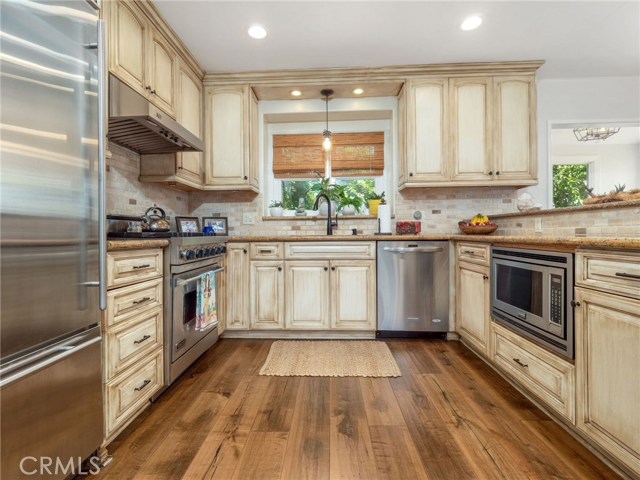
<box><xmin>495</xmin><ymin>171</ymin><xmax>500</xmax><ymax>176</ymax></box>
<box><xmin>331</xmin><ymin>266</ymin><xmax>336</xmax><ymax>271</ymax></box>
<box><xmin>409</xmin><ymin>172</ymin><xmax>414</xmax><ymax>177</ymax></box>
<box><xmin>243</xmin><ymin>249</ymin><xmax>247</xmax><ymax>254</ymax></box>
<box><xmin>483</xmin><ymin>275</ymin><xmax>488</xmax><ymax>280</ymax></box>
<box><xmin>244</xmin><ymin>175</ymin><xmax>248</xmax><ymax>180</ymax></box>
<box><xmin>570</xmin><ymin>300</ymin><xmax>581</xmax><ymax>308</ymax></box>
<box><xmin>145</xmin><ymin>85</ymin><xmax>152</xmax><ymax>91</ymax></box>
<box><xmin>324</xmin><ymin>267</ymin><xmax>328</xmax><ymax>271</ymax></box>
<box><xmin>278</xmin><ymin>266</ymin><xmax>282</xmax><ymax>271</ymax></box>
<box><xmin>488</xmin><ymin>171</ymin><xmax>493</xmax><ymax>176</ymax></box>
<box><xmin>151</xmin><ymin>89</ymin><xmax>156</xmax><ymax>95</ymax></box>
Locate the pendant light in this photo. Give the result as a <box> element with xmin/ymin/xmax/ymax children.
<box><xmin>321</xmin><ymin>89</ymin><xmax>333</xmax><ymax>151</ymax></box>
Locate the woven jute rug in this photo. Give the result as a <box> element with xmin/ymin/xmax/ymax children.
<box><xmin>259</xmin><ymin>340</ymin><xmax>401</xmax><ymax>377</ymax></box>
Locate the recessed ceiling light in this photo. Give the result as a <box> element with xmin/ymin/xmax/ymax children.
<box><xmin>248</xmin><ymin>24</ymin><xmax>267</xmax><ymax>39</ymax></box>
<box><xmin>353</xmin><ymin>88</ymin><xmax>364</xmax><ymax>95</ymax></box>
<box><xmin>290</xmin><ymin>90</ymin><xmax>302</xmax><ymax>97</ymax></box>
<box><xmin>460</xmin><ymin>16</ymin><xmax>482</xmax><ymax>31</ymax></box>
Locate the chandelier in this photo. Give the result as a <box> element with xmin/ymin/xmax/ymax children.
<box><xmin>573</xmin><ymin>127</ymin><xmax>620</xmax><ymax>142</ymax></box>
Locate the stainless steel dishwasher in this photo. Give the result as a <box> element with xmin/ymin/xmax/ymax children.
<box><xmin>377</xmin><ymin>241</ymin><xmax>449</xmax><ymax>337</ymax></box>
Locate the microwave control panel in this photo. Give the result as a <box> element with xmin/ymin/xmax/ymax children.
<box><xmin>550</xmin><ymin>274</ymin><xmax>563</xmax><ymax>325</ymax></box>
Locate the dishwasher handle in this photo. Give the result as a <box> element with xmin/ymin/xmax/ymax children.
<box><xmin>383</xmin><ymin>247</ymin><xmax>444</xmax><ymax>254</ymax></box>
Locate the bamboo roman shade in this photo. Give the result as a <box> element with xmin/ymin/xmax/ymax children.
<box><xmin>273</xmin><ymin>132</ymin><xmax>384</xmax><ymax>178</ymax></box>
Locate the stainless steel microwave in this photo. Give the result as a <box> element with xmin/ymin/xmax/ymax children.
<box><xmin>491</xmin><ymin>247</ymin><xmax>574</xmax><ymax>359</ymax></box>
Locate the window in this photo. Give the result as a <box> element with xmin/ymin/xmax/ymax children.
<box><xmin>552</xmin><ymin>164</ymin><xmax>590</xmax><ymax>208</ymax></box>
<box><xmin>281</xmin><ymin>179</ymin><xmax>376</xmax><ymax>210</ymax></box>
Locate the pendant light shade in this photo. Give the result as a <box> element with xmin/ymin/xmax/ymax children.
<box><xmin>321</xmin><ymin>89</ymin><xmax>333</xmax><ymax>151</ymax></box>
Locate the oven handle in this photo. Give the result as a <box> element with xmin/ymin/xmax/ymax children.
<box><xmin>175</xmin><ymin>267</ymin><xmax>225</xmax><ymax>287</ymax></box>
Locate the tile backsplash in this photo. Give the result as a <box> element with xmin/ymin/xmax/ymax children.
<box><xmin>107</xmin><ymin>146</ymin><xmax>638</xmax><ymax>238</ymax></box>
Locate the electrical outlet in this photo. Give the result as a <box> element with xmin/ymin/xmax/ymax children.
<box><xmin>534</xmin><ymin>217</ymin><xmax>542</xmax><ymax>233</ymax></box>
<box><xmin>243</xmin><ymin>212</ymin><xmax>255</xmax><ymax>225</ymax></box>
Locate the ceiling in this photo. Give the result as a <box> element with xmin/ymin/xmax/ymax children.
<box><xmin>154</xmin><ymin>1</ymin><xmax>639</xmax><ymax>80</ymax></box>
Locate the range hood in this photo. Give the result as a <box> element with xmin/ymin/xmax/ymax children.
<box><xmin>108</xmin><ymin>75</ymin><xmax>204</xmax><ymax>154</ymax></box>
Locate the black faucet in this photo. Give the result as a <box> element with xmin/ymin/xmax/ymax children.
<box><xmin>313</xmin><ymin>193</ymin><xmax>338</xmax><ymax>235</ymax></box>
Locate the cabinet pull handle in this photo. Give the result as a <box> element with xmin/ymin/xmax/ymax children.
<box><xmin>132</xmin><ymin>296</ymin><xmax>151</xmax><ymax>305</ymax></box>
<box><xmin>324</xmin><ymin>267</ymin><xmax>328</xmax><ymax>271</ymax></box>
<box><xmin>132</xmin><ymin>264</ymin><xmax>151</xmax><ymax>270</ymax></box>
<box><xmin>134</xmin><ymin>379</ymin><xmax>151</xmax><ymax>391</ymax></box>
<box><xmin>134</xmin><ymin>334</ymin><xmax>151</xmax><ymax>345</ymax></box>
<box><xmin>570</xmin><ymin>300</ymin><xmax>581</xmax><ymax>308</ymax></box>
<box><xmin>615</xmin><ymin>272</ymin><xmax>640</xmax><ymax>280</ymax></box>
<box><xmin>258</xmin><ymin>249</ymin><xmax>271</xmax><ymax>253</ymax></box>
<box><xmin>462</xmin><ymin>250</ymin><xmax>476</xmax><ymax>255</ymax></box>
<box><xmin>513</xmin><ymin>358</ymin><xmax>528</xmax><ymax>368</ymax></box>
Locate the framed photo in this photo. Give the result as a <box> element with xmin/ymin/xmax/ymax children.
<box><xmin>202</xmin><ymin>216</ymin><xmax>228</xmax><ymax>236</ymax></box>
<box><xmin>175</xmin><ymin>216</ymin><xmax>201</xmax><ymax>233</ymax></box>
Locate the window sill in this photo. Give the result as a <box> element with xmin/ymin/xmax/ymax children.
<box><xmin>262</xmin><ymin>215</ymin><xmax>387</xmax><ymax>221</ymax></box>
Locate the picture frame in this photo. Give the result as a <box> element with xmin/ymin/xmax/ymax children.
<box><xmin>202</xmin><ymin>216</ymin><xmax>228</xmax><ymax>236</ymax></box>
<box><xmin>175</xmin><ymin>216</ymin><xmax>201</xmax><ymax>234</ymax></box>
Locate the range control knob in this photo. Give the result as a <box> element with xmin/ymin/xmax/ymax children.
<box><xmin>204</xmin><ymin>247</ymin><xmax>214</xmax><ymax>256</ymax></box>
<box><xmin>180</xmin><ymin>250</ymin><xmax>190</xmax><ymax>260</ymax></box>
<box><xmin>220</xmin><ymin>246</ymin><xmax>227</xmax><ymax>254</ymax></box>
<box><xmin>195</xmin><ymin>248</ymin><xmax>205</xmax><ymax>258</ymax></box>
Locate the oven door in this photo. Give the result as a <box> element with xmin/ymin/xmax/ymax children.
<box><xmin>492</xmin><ymin>258</ymin><xmax>565</xmax><ymax>338</ymax></box>
<box><xmin>172</xmin><ymin>263</ymin><xmax>223</xmax><ymax>362</ymax></box>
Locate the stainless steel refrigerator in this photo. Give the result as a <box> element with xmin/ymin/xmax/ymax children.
<box><xmin>0</xmin><ymin>1</ymin><xmax>106</xmax><ymax>478</ymax></box>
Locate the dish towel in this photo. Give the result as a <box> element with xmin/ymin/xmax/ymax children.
<box><xmin>196</xmin><ymin>271</ymin><xmax>217</xmax><ymax>331</ymax></box>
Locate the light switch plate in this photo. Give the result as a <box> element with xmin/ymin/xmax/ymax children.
<box><xmin>534</xmin><ymin>217</ymin><xmax>542</xmax><ymax>233</ymax></box>
<box><xmin>243</xmin><ymin>212</ymin><xmax>255</xmax><ymax>225</ymax></box>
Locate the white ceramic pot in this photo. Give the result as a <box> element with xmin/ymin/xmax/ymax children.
<box><xmin>341</xmin><ymin>205</ymin><xmax>356</xmax><ymax>216</ymax></box>
<box><xmin>318</xmin><ymin>200</ymin><xmax>337</xmax><ymax>216</ymax></box>
<box><xmin>269</xmin><ymin>206</ymin><xmax>284</xmax><ymax>216</ymax></box>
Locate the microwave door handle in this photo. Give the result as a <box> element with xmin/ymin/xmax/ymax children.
<box><xmin>516</xmin><ymin>312</ymin><xmax>527</xmax><ymax>320</ymax></box>
<box><xmin>175</xmin><ymin>267</ymin><xmax>225</xmax><ymax>287</ymax></box>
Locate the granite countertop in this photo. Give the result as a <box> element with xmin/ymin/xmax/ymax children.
<box><xmin>227</xmin><ymin>235</ymin><xmax>640</xmax><ymax>250</ymax></box>
<box><xmin>107</xmin><ymin>239</ymin><xmax>170</xmax><ymax>250</ymax></box>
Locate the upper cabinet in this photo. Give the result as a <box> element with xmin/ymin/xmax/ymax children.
<box><xmin>175</xmin><ymin>59</ymin><xmax>204</xmax><ymax>185</ymax></box>
<box><xmin>107</xmin><ymin>1</ymin><xmax>177</xmax><ymax>118</ymax></box>
<box><xmin>399</xmin><ymin>74</ymin><xmax>537</xmax><ymax>189</ymax></box>
<box><xmin>203</xmin><ymin>85</ymin><xmax>260</xmax><ymax>192</ymax></box>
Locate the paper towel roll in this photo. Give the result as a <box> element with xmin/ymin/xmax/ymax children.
<box><xmin>377</xmin><ymin>204</ymin><xmax>391</xmax><ymax>233</ymax></box>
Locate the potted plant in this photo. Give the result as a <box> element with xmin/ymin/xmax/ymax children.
<box><xmin>269</xmin><ymin>200</ymin><xmax>284</xmax><ymax>216</ymax></box>
<box><xmin>339</xmin><ymin>191</ymin><xmax>364</xmax><ymax>216</ymax></box>
<box><xmin>308</xmin><ymin>176</ymin><xmax>344</xmax><ymax>216</ymax></box>
<box><xmin>367</xmin><ymin>191</ymin><xmax>386</xmax><ymax>216</ymax></box>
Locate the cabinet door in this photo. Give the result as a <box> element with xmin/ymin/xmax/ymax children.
<box><xmin>147</xmin><ymin>28</ymin><xmax>176</xmax><ymax>117</ymax></box>
<box><xmin>176</xmin><ymin>60</ymin><xmax>203</xmax><ymax>184</ymax></box>
<box><xmin>405</xmin><ymin>78</ymin><xmax>449</xmax><ymax>183</ymax></box>
<box><xmin>204</xmin><ymin>86</ymin><xmax>249</xmax><ymax>187</ymax></box>
<box><xmin>225</xmin><ymin>244</ymin><xmax>250</xmax><ymax>329</ymax></box>
<box><xmin>396</xmin><ymin>83</ymin><xmax>408</xmax><ymax>187</ymax></box>
<box><xmin>456</xmin><ymin>261</ymin><xmax>490</xmax><ymax>356</ymax></box>
<box><xmin>575</xmin><ymin>287</ymin><xmax>640</xmax><ymax>475</ymax></box>
<box><xmin>330</xmin><ymin>260</ymin><xmax>376</xmax><ymax>330</ymax></box>
<box><xmin>450</xmin><ymin>77</ymin><xmax>492</xmax><ymax>182</ymax></box>
<box><xmin>285</xmin><ymin>261</ymin><xmax>330</xmax><ymax>330</ymax></box>
<box><xmin>250</xmin><ymin>261</ymin><xmax>284</xmax><ymax>329</ymax></box>
<box><xmin>248</xmin><ymin>88</ymin><xmax>260</xmax><ymax>189</ymax></box>
<box><xmin>108</xmin><ymin>1</ymin><xmax>147</xmax><ymax>96</ymax></box>
<box><xmin>493</xmin><ymin>76</ymin><xmax>536</xmax><ymax>182</ymax></box>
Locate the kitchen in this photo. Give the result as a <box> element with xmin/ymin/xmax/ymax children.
<box><xmin>1</xmin><ymin>0</ymin><xmax>639</xmax><ymax>479</ymax></box>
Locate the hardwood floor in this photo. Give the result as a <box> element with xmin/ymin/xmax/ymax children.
<box><xmin>92</xmin><ymin>339</ymin><xmax>620</xmax><ymax>480</ymax></box>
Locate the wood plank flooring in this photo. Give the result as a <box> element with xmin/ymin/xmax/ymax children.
<box><xmin>91</xmin><ymin>339</ymin><xmax>621</xmax><ymax>480</ymax></box>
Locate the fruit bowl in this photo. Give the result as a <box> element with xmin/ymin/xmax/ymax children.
<box><xmin>458</xmin><ymin>222</ymin><xmax>498</xmax><ymax>235</ymax></box>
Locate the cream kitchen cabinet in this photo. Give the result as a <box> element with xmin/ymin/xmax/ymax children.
<box><xmin>139</xmin><ymin>58</ymin><xmax>204</xmax><ymax>190</ymax></box>
<box><xmin>225</xmin><ymin>243</ymin><xmax>250</xmax><ymax>330</ymax></box>
<box><xmin>204</xmin><ymin>85</ymin><xmax>259</xmax><ymax>191</ymax></box>
<box><xmin>249</xmin><ymin>243</ymin><xmax>285</xmax><ymax>329</ymax></box>
<box><xmin>456</xmin><ymin>242</ymin><xmax>491</xmax><ymax>357</ymax></box>
<box><xmin>103</xmin><ymin>248</ymin><xmax>164</xmax><ymax>444</ymax></box>
<box><xmin>398</xmin><ymin>74</ymin><xmax>537</xmax><ymax>188</ymax></box>
<box><xmin>330</xmin><ymin>260</ymin><xmax>376</xmax><ymax>330</ymax></box>
<box><xmin>491</xmin><ymin>322</ymin><xmax>575</xmax><ymax>422</ymax></box>
<box><xmin>284</xmin><ymin>260</ymin><xmax>331</xmax><ymax>330</ymax></box>
<box><xmin>107</xmin><ymin>0</ymin><xmax>177</xmax><ymax>117</ymax></box>
<box><xmin>574</xmin><ymin>250</ymin><xmax>640</xmax><ymax>477</ymax></box>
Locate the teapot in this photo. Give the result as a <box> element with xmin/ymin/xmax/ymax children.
<box><xmin>142</xmin><ymin>206</ymin><xmax>171</xmax><ymax>232</ymax></box>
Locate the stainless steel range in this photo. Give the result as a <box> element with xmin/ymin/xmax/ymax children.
<box><xmin>162</xmin><ymin>234</ymin><xmax>226</xmax><ymax>389</ymax></box>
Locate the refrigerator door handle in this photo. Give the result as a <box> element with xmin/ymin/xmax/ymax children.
<box><xmin>0</xmin><ymin>330</ymin><xmax>101</xmax><ymax>388</ymax></box>
<box><xmin>98</xmin><ymin>18</ymin><xmax>107</xmax><ymax>311</ymax></box>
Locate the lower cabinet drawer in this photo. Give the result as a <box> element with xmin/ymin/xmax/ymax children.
<box><xmin>105</xmin><ymin>307</ymin><xmax>163</xmax><ymax>379</ymax></box>
<box><xmin>105</xmin><ymin>349</ymin><xmax>162</xmax><ymax>436</ymax></box>
<box><xmin>491</xmin><ymin>322</ymin><xmax>575</xmax><ymax>422</ymax></box>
